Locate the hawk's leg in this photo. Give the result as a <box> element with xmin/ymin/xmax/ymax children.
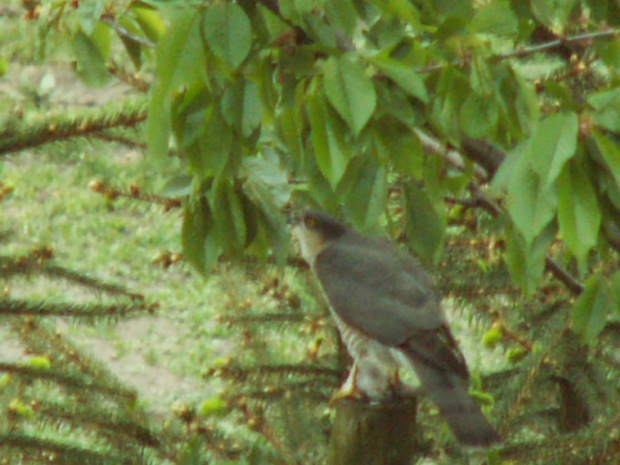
<box><xmin>330</xmin><ymin>362</ymin><xmax>364</xmax><ymax>404</ymax></box>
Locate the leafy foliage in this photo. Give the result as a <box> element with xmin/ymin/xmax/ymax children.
<box><xmin>146</xmin><ymin>0</ymin><xmax>620</xmax><ymax>346</ymax></box>
<box><xmin>4</xmin><ymin>0</ymin><xmax>620</xmax><ymax>463</ymax></box>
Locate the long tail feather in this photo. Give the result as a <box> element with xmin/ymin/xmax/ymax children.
<box><xmin>402</xmin><ymin>347</ymin><xmax>501</xmax><ymax>447</ymax></box>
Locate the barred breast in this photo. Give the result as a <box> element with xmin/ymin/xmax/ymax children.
<box><xmin>330</xmin><ymin>310</ymin><xmax>406</xmax><ymax>400</ymax></box>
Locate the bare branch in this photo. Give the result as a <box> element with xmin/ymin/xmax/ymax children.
<box><xmin>101</xmin><ymin>15</ymin><xmax>155</xmax><ymax>49</ymax></box>
<box><xmin>416</xmin><ymin>28</ymin><xmax>620</xmax><ymax>74</ymax></box>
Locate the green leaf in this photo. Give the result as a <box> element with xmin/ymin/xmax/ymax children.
<box><xmin>162</xmin><ymin>174</ymin><xmax>193</xmax><ymax>198</ymax></box>
<box><xmin>307</xmin><ymin>91</ymin><xmax>350</xmax><ymax>188</ymax></box>
<box><xmin>210</xmin><ymin>178</ymin><xmax>246</xmax><ymax>251</ymax></box>
<box><xmin>513</xmin><ymin>72</ymin><xmax>540</xmax><ymax>135</ymax></box>
<box><xmin>593</xmin><ymin>131</ymin><xmax>620</xmax><ymax>189</ymax></box>
<box><xmin>73</xmin><ymin>30</ymin><xmax>111</xmax><ymax>87</ymax></box>
<box><xmin>491</xmin><ymin>141</ymin><xmax>524</xmax><ymax>192</ymax></box>
<box><xmin>374</xmin><ymin>81</ymin><xmax>421</xmax><ymax>127</ymax></box>
<box><xmin>609</xmin><ymin>271</ymin><xmax>620</xmax><ymax>315</ymax></box>
<box><xmin>323</xmin><ymin>57</ymin><xmax>376</xmax><ymax>136</ymax></box>
<box><xmin>324</xmin><ymin>0</ymin><xmax>358</xmax><ymax>37</ymax></box>
<box><xmin>0</xmin><ymin>57</ymin><xmax>8</xmax><ymax>78</ymax></box>
<box><xmin>589</xmin><ymin>88</ymin><xmax>620</xmax><ymax>132</ymax></box>
<box><xmin>469</xmin><ymin>0</ymin><xmax>518</xmax><ymax>35</ymax></box>
<box><xmin>572</xmin><ymin>274</ymin><xmax>612</xmax><ymax>344</ymax></box>
<box><xmin>459</xmin><ymin>91</ymin><xmax>499</xmax><ymax>138</ymax></box>
<box><xmin>596</xmin><ymin>39</ymin><xmax>620</xmax><ymax>72</ymax></box>
<box><xmin>557</xmin><ymin>163</ymin><xmax>601</xmax><ymax>274</ymax></box>
<box><xmin>203</xmin><ymin>3</ymin><xmax>252</xmax><ymax>69</ymax></box>
<box><xmin>194</xmin><ymin>105</ymin><xmax>232</xmax><ymax>178</ymax></box>
<box><xmin>531</xmin><ymin>0</ymin><xmax>578</xmax><ymax>34</ymax></box>
<box><xmin>371</xmin><ymin>57</ymin><xmax>428</xmax><ymax>103</ymax></box>
<box><xmin>76</xmin><ymin>0</ymin><xmax>105</xmax><ymax>35</ymax></box>
<box><xmin>182</xmin><ymin>195</ymin><xmax>216</xmax><ymax>275</ymax></box>
<box><xmin>430</xmin><ymin>66</ymin><xmax>469</xmax><ymax>139</ymax></box>
<box><xmin>243</xmin><ymin>174</ymin><xmax>290</xmax><ymax>264</ymax></box>
<box><xmin>222</xmin><ymin>80</ymin><xmax>262</xmax><ymax>136</ymax></box>
<box><xmin>117</xmin><ymin>16</ymin><xmax>144</xmax><ymax>69</ymax></box>
<box><xmin>242</xmin><ymin>81</ymin><xmax>263</xmax><ymax>137</ymax></box>
<box><xmin>504</xmin><ymin>223</ymin><xmax>554</xmax><ymax>296</ymax></box>
<box><xmin>373</xmin><ymin>122</ymin><xmax>423</xmax><ymax>179</ymax></box>
<box><xmin>337</xmin><ymin>155</ymin><xmax>388</xmax><ymax>230</ymax></box>
<box><xmin>90</xmin><ymin>22</ymin><xmax>112</xmax><ymax>58</ymax></box>
<box><xmin>303</xmin><ymin>15</ymin><xmax>339</xmax><ymax>49</ymax></box>
<box><xmin>507</xmin><ymin>150</ymin><xmax>558</xmax><ymax>245</ymax></box>
<box><xmin>403</xmin><ymin>183</ymin><xmax>446</xmax><ymax>266</ymax></box>
<box><xmin>367</xmin><ymin>0</ymin><xmax>422</xmax><ymax>30</ymax></box>
<box><xmin>147</xmin><ymin>9</ymin><xmax>203</xmax><ymax>160</ymax></box>
<box><xmin>527</xmin><ymin>112</ymin><xmax>578</xmax><ymax>186</ymax></box>
<box><xmin>470</xmin><ymin>54</ymin><xmax>494</xmax><ymax>96</ymax></box>
<box><xmin>243</xmin><ymin>156</ymin><xmax>292</xmax><ymax>209</ymax></box>
<box><xmin>130</xmin><ymin>1</ymin><xmax>165</xmax><ymax>42</ymax></box>
<box><xmin>544</xmin><ymin>82</ymin><xmax>576</xmax><ymax>111</ymax></box>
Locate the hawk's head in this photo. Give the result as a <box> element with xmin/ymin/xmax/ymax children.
<box><xmin>289</xmin><ymin>210</ymin><xmax>347</xmax><ymax>264</ymax></box>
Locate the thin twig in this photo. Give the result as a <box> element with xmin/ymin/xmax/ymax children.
<box><xmin>101</xmin><ymin>15</ymin><xmax>155</xmax><ymax>49</ymax></box>
<box><xmin>415</xmin><ymin>28</ymin><xmax>620</xmax><ymax>74</ymax></box>
<box><xmin>500</xmin><ymin>29</ymin><xmax>620</xmax><ymax>60</ymax></box>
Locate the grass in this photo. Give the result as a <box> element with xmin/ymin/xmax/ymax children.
<box><xmin>1</xmin><ymin>137</ymin><xmax>221</xmax><ymax>400</ymax></box>
<box><xmin>0</xmin><ymin>1</ymin><xmax>243</xmax><ymax>407</ymax></box>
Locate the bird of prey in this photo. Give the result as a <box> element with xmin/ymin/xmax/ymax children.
<box><xmin>290</xmin><ymin>209</ymin><xmax>500</xmax><ymax>447</ymax></box>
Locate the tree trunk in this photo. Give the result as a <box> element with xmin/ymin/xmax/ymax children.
<box><xmin>328</xmin><ymin>397</ymin><xmax>419</xmax><ymax>465</ymax></box>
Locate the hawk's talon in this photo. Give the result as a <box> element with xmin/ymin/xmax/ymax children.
<box><xmin>329</xmin><ymin>386</ymin><xmax>365</xmax><ymax>405</ymax></box>
<box><xmin>329</xmin><ymin>363</ymin><xmax>365</xmax><ymax>405</ymax></box>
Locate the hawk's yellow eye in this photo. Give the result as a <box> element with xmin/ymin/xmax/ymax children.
<box><xmin>304</xmin><ymin>216</ymin><xmax>318</xmax><ymax>229</ymax></box>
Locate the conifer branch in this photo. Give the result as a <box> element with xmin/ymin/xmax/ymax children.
<box><xmin>88</xmin><ymin>179</ymin><xmax>182</xmax><ymax>211</ymax></box>
<box><xmin>35</xmin><ymin>400</ymin><xmax>161</xmax><ymax>448</ymax></box>
<box><xmin>0</xmin><ymin>102</ymin><xmax>147</xmax><ymax>156</ymax></box>
<box><xmin>240</xmin><ymin>386</ymin><xmax>331</xmax><ymax>402</ymax></box>
<box><xmin>0</xmin><ymin>251</ymin><xmax>144</xmax><ymax>300</ymax></box>
<box><xmin>91</xmin><ymin>130</ymin><xmax>147</xmax><ymax>149</ymax></box>
<box><xmin>208</xmin><ymin>363</ymin><xmax>342</xmax><ymax>380</ymax></box>
<box><xmin>0</xmin><ymin>433</ymin><xmax>133</xmax><ymax>465</ymax></box>
<box><xmin>218</xmin><ymin>312</ymin><xmax>306</xmax><ymax>324</ymax></box>
<box><xmin>11</xmin><ymin>320</ymin><xmax>140</xmax><ymax>406</ymax></box>
<box><xmin>0</xmin><ymin>362</ymin><xmax>137</xmax><ymax>401</ymax></box>
<box><xmin>0</xmin><ymin>298</ymin><xmax>156</xmax><ymax>319</ymax></box>
<box><xmin>236</xmin><ymin>400</ymin><xmax>303</xmax><ymax>465</ymax></box>
<box><xmin>41</xmin><ymin>265</ymin><xmax>145</xmax><ymax>300</ymax></box>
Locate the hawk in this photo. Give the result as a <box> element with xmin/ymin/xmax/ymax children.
<box><xmin>290</xmin><ymin>210</ymin><xmax>500</xmax><ymax>447</ymax></box>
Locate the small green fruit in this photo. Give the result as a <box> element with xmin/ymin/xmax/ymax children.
<box><xmin>482</xmin><ymin>328</ymin><xmax>503</xmax><ymax>349</ymax></box>
<box><xmin>26</xmin><ymin>355</ymin><xmax>51</xmax><ymax>370</ymax></box>
<box><xmin>506</xmin><ymin>346</ymin><xmax>528</xmax><ymax>364</ymax></box>
<box><xmin>0</xmin><ymin>373</ymin><xmax>12</xmax><ymax>389</ymax></box>
<box><xmin>199</xmin><ymin>397</ymin><xmax>229</xmax><ymax>417</ymax></box>
<box><xmin>8</xmin><ymin>399</ymin><xmax>34</xmax><ymax>418</ymax></box>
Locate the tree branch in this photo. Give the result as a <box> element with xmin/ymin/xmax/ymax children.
<box><xmin>101</xmin><ymin>15</ymin><xmax>155</xmax><ymax>49</ymax></box>
<box><xmin>416</xmin><ymin>28</ymin><xmax>620</xmax><ymax>75</ymax></box>
<box><xmin>500</xmin><ymin>29</ymin><xmax>620</xmax><ymax>60</ymax></box>
<box><xmin>0</xmin><ymin>103</ymin><xmax>147</xmax><ymax>156</ymax></box>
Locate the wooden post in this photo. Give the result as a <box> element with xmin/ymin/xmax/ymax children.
<box><xmin>328</xmin><ymin>397</ymin><xmax>419</xmax><ymax>465</ymax></box>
